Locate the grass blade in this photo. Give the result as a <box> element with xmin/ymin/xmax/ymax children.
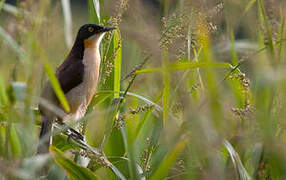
<box><xmin>162</xmin><ymin>50</ymin><xmax>170</xmax><ymax>125</ymax></box>
<box><xmin>61</xmin><ymin>0</ymin><xmax>73</xmax><ymax>48</ymax></box>
<box><xmin>42</xmin><ymin>62</ymin><xmax>70</xmax><ymax>113</ymax></box>
<box><xmin>95</xmin><ymin>91</ymin><xmax>163</xmax><ymax>113</ymax></box>
<box><xmin>0</xmin><ymin>25</ymin><xmax>27</xmax><ymax>61</ymax></box>
<box><xmin>121</xmin><ymin>127</ymin><xmax>141</xmax><ymax>179</ymax></box>
<box><xmin>223</xmin><ymin>140</ymin><xmax>251</xmax><ymax>180</ymax></box>
<box><xmin>51</xmin><ymin>147</ymin><xmax>99</xmax><ymax>180</ymax></box>
<box><xmin>31</xmin><ymin>39</ymin><xmax>70</xmax><ymax>112</ymax></box>
<box><xmin>136</xmin><ymin>62</ymin><xmax>231</xmax><ymax>74</ymax></box>
<box><xmin>9</xmin><ymin>124</ymin><xmax>22</xmax><ymax>157</ymax></box>
<box><xmin>134</xmin><ymin>91</ymin><xmax>162</xmax><ymax>141</ymax></box>
<box><xmin>258</xmin><ymin>0</ymin><xmax>275</xmax><ymax>54</ymax></box>
<box><xmin>150</xmin><ymin>135</ymin><xmax>189</xmax><ymax>180</ymax></box>
<box><xmin>87</xmin><ymin>0</ymin><xmax>100</xmax><ymax>24</ymax></box>
<box><xmin>113</xmin><ymin>29</ymin><xmax>122</xmax><ymax>98</ymax></box>
<box><xmin>0</xmin><ymin>0</ymin><xmax>5</xmax><ymax>13</ymax></box>
<box><xmin>93</xmin><ymin>0</ymin><xmax>100</xmax><ymax>23</ymax></box>
<box><xmin>168</xmin><ymin>61</ymin><xmax>231</xmax><ymax>71</ymax></box>
<box><xmin>0</xmin><ymin>75</ymin><xmax>8</xmax><ymax>106</ymax></box>
<box><xmin>242</xmin><ymin>0</ymin><xmax>257</xmax><ymax>16</ymax></box>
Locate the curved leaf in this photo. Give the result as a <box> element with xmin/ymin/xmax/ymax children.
<box><xmin>50</xmin><ymin>147</ymin><xmax>98</xmax><ymax>180</ymax></box>
<box><xmin>150</xmin><ymin>136</ymin><xmax>189</xmax><ymax>180</ymax></box>
<box><xmin>136</xmin><ymin>61</ymin><xmax>231</xmax><ymax>74</ymax></box>
<box><xmin>223</xmin><ymin>140</ymin><xmax>251</xmax><ymax>180</ymax></box>
<box><xmin>31</xmin><ymin>40</ymin><xmax>70</xmax><ymax>113</ymax></box>
<box><xmin>113</xmin><ymin>29</ymin><xmax>122</xmax><ymax>98</ymax></box>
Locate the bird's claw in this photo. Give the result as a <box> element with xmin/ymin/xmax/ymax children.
<box><xmin>58</xmin><ymin>122</ymin><xmax>84</xmax><ymax>140</ymax></box>
<box><xmin>65</xmin><ymin>127</ymin><xmax>84</xmax><ymax>141</ymax></box>
<box><xmin>69</xmin><ymin>127</ymin><xmax>85</xmax><ymax>141</ymax></box>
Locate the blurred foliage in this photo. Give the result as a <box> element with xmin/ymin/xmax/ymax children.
<box><xmin>1</xmin><ymin>0</ymin><xmax>286</xmax><ymax>179</ymax></box>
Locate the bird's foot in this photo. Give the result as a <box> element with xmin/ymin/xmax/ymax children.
<box><xmin>65</xmin><ymin>128</ymin><xmax>87</xmax><ymax>149</ymax></box>
<box><xmin>58</xmin><ymin>122</ymin><xmax>84</xmax><ymax>140</ymax></box>
<box><xmin>56</xmin><ymin>121</ymin><xmax>86</xmax><ymax>146</ymax></box>
<box><xmin>67</xmin><ymin>127</ymin><xmax>85</xmax><ymax>141</ymax></box>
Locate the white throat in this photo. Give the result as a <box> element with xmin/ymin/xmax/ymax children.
<box><xmin>95</xmin><ymin>33</ymin><xmax>105</xmax><ymax>49</ymax></box>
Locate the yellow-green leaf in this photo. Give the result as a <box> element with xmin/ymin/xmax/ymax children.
<box><xmin>51</xmin><ymin>147</ymin><xmax>98</xmax><ymax>180</ymax></box>
<box><xmin>136</xmin><ymin>61</ymin><xmax>231</xmax><ymax>74</ymax></box>
<box><xmin>150</xmin><ymin>136</ymin><xmax>189</xmax><ymax>180</ymax></box>
<box><xmin>32</xmin><ymin>39</ymin><xmax>70</xmax><ymax>112</ymax></box>
<box><xmin>242</xmin><ymin>0</ymin><xmax>257</xmax><ymax>16</ymax></box>
<box><xmin>113</xmin><ymin>29</ymin><xmax>122</xmax><ymax>98</ymax></box>
<box><xmin>0</xmin><ymin>75</ymin><xmax>8</xmax><ymax>105</ymax></box>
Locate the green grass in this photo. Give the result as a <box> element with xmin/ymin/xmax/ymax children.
<box><xmin>1</xmin><ymin>0</ymin><xmax>286</xmax><ymax>179</ymax></box>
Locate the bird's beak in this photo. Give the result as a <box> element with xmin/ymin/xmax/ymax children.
<box><xmin>101</xmin><ymin>26</ymin><xmax>116</xmax><ymax>32</ymax></box>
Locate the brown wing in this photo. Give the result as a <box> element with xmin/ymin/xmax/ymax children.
<box><xmin>38</xmin><ymin>57</ymin><xmax>84</xmax><ymax>115</ymax></box>
<box><xmin>56</xmin><ymin>58</ymin><xmax>84</xmax><ymax>94</ymax></box>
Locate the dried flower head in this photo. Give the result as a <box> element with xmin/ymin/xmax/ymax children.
<box><xmin>160</xmin><ymin>12</ymin><xmax>186</xmax><ymax>50</ymax></box>
<box><xmin>229</xmin><ymin>72</ymin><xmax>252</xmax><ymax>119</ymax></box>
<box><xmin>140</xmin><ymin>137</ymin><xmax>158</xmax><ymax>172</ymax></box>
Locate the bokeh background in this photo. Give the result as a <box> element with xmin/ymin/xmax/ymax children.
<box><xmin>1</xmin><ymin>0</ymin><xmax>286</xmax><ymax>179</ymax></box>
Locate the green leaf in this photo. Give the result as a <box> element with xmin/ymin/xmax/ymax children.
<box><xmin>104</xmin><ymin>128</ymin><xmax>125</xmax><ymax>157</ymax></box>
<box><xmin>168</xmin><ymin>62</ymin><xmax>231</xmax><ymax>71</ymax></box>
<box><xmin>244</xmin><ymin>143</ymin><xmax>263</xmax><ymax>176</ymax></box>
<box><xmin>258</xmin><ymin>0</ymin><xmax>275</xmax><ymax>54</ymax></box>
<box><xmin>1</xmin><ymin>2</ymin><xmax>41</xmax><ymax>21</ymax></box>
<box><xmin>277</xmin><ymin>13</ymin><xmax>285</xmax><ymax>56</ymax></box>
<box><xmin>135</xmin><ymin>68</ymin><xmax>161</xmax><ymax>74</ymax></box>
<box><xmin>162</xmin><ymin>50</ymin><xmax>170</xmax><ymax>126</ymax></box>
<box><xmin>100</xmin><ymin>30</ymin><xmax>123</xmax><ymax>161</ymax></box>
<box><xmin>43</xmin><ymin>62</ymin><xmax>70</xmax><ymax>112</ymax></box>
<box><xmin>52</xmin><ymin>134</ymin><xmax>74</xmax><ymax>152</ymax></box>
<box><xmin>51</xmin><ymin>147</ymin><xmax>99</xmax><ymax>180</ymax></box>
<box><xmin>223</xmin><ymin>140</ymin><xmax>251</xmax><ymax>180</ymax></box>
<box><xmin>150</xmin><ymin>136</ymin><xmax>189</xmax><ymax>180</ymax></box>
<box><xmin>133</xmin><ymin>91</ymin><xmax>162</xmax><ymax>157</ymax></box>
<box><xmin>229</xmin><ymin>29</ymin><xmax>238</xmax><ymax>66</ymax></box>
<box><xmin>0</xmin><ymin>25</ymin><xmax>27</xmax><ymax>61</ymax></box>
<box><xmin>0</xmin><ymin>75</ymin><xmax>8</xmax><ymax>106</ymax></box>
<box><xmin>120</xmin><ymin>127</ymin><xmax>141</xmax><ymax>179</ymax></box>
<box><xmin>242</xmin><ymin>0</ymin><xmax>257</xmax><ymax>16</ymax></box>
<box><xmin>227</xmin><ymin>77</ymin><xmax>245</xmax><ymax>108</ymax></box>
<box><xmin>9</xmin><ymin>124</ymin><xmax>22</xmax><ymax>157</ymax></box>
<box><xmin>136</xmin><ymin>61</ymin><xmax>231</xmax><ymax>74</ymax></box>
<box><xmin>90</xmin><ymin>92</ymin><xmax>113</xmax><ymax>107</ymax></box>
<box><xmin>0</xmin><ymin>126</ymin><xmax>5</xmax><ymax>155</ymax></box>
<box><xmin>113</xmin><ymin>29</ymin><xmax>122</xmax><ymax>98</ymax></box>
<box><xmin>87</xmin><ymin>0</ymin><xmax>100</xmax><ymax>24</ymax></box>
<box><xmin>97</xmin><ymin>91</ymin><xmax>163</xmax><ymax>113</ymax></box>
<box><xmin>0</xmin><ymin>0</ymin><xmax>5</xmax><ymax>15</ymax></box>
<box><xmin>31</xmin><ymin>39</ymin><xmax>70</xmax><ymax>112</ymax></box>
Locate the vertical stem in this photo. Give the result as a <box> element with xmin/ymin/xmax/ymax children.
<box><xmin>61</xmin><ymin>0</ymin><xmax>73</xmax><ymax>48</ymax></box>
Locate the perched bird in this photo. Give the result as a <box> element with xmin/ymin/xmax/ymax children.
<box><xmin>37</xmin><ymin>24</ymin><xmax>115</xmax><ymax>154</ymax></box>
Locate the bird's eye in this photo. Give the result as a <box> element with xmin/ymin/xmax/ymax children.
<box><xmin>88</xmin><ymin>27</ymin><xmax>94</xmax><ymax>32</ymax></box>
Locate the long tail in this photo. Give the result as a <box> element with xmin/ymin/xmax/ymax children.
<box><xmin>37</xmin><ymin>115</ymin><xmax>53</xmax><ymax>154</ymax></box>
<box><xmin>36</xmin><ymin>115</ymin><xmax>54</xmax><ymax>177</ymax></box>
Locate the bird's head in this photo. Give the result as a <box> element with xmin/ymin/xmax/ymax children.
<box><xmin>75</xmin><ymin>24</ymin><xmax>116</xmax><ymax>49</ymax></box>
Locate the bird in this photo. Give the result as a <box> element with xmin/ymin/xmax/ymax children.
<box><xmin>37</xmin><ymin>24</ymin><xmax>116</xmax><ymax>155</ymax></box>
